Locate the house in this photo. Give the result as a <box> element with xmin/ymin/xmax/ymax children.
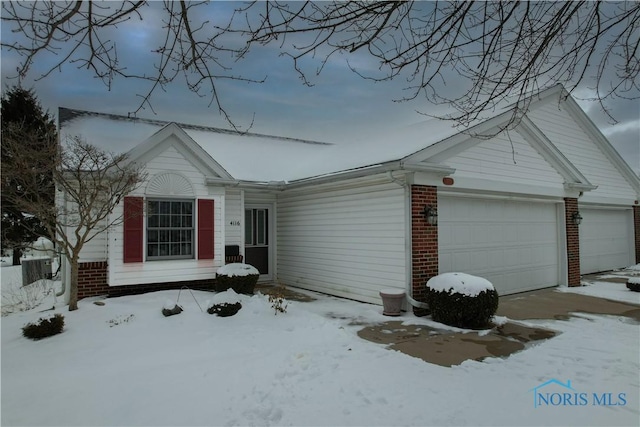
<box><xmin>57</xmin><ymin>85</ymin><xmax>640</xmax><ymax>313</ymax></box>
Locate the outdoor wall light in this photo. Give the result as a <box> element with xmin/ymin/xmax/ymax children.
<box><xmin>571</xmin><ymin>211</ymin><xmax>583</xmax><ymax>226</ymax></box>
<box><xmin>422</xmin><ymin>205</ymin><xmax>438</xmax><ymax>226</ymax></box>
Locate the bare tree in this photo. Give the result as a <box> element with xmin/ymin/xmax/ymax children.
<box><xmin>241</xmin><ymin>1</ymin><xmax>640</xmax><ymax>126</ymax></box>
<box><xmin>2</xmin><ymin>1</ymin><xmax>638</xmax><ymax>127</ymax></box>
<box><xmin>1</xmin><ymin>123</ymin><xmax>146</xmax><ymax>311</ymax></box>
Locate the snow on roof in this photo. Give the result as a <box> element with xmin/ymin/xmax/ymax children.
<box><xmin>58</xmin><ymin>107</ymin><xmax>490</xmax><ymax>182</ymax></box>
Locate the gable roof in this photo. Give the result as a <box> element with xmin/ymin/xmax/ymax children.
<box><xmin>558</xmin><ymin>91</ymin><xmax>640</xmax><ymax>195</ymax></box>
<box><xmin>58</xmin><ymin>107</ymin><xmax>451</xmax><ymax>182</ymax></box>
<box><xmin>57</xmin><ymin>86</ymin><xmax>638</xmax><ymax>192</ymax></box>
<box><xmin>125</xmin><ymin>123</ymin><xmax>234</xmax><ymax>180</ymax></box>
<box><xmin>401</xmin><ymin>97</ymin><xmax>597</xmax><ymax>192</ymax></box>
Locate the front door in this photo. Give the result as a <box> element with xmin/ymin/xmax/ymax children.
<box><xmin>245</xmin><ymin>207</ymin><xmax>271</xmax><ymax>280</ymax></box>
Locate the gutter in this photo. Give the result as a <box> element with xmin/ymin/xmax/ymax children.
<box><xmin>55</xmin><ymin>190</ymin><xmax>67</xmax><ymax>299</ymax></box>
<box><xmin>206</xmin><ymin>161</ymin><xmax>455</xmax><ymax>192</ymax></box>
<box><xmin>564</xmin><ymin>182</ymin><xmax>598</xmax><ymax>192</ymax></box>
<box><xmin>262</xmin><ymin>160</ymin><xmax>455</xmax><ymax>191</ymax></box>
<box><xmin>204</xmin><ymin>177</ymin><xmax>286</xmax><ymax>191</ymax></box>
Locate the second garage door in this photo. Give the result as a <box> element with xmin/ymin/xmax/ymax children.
<box><xmin>579</xmin><ymin>207</ymin><xmax>634</xmax><ymax>274</ymax></box>
<box><xmin>439</xmin><ymin>196</ymin><xmax>560</xmax><ymax>295</ymax></box>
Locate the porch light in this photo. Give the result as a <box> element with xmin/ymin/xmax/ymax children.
<box><xmin>571</xmin><ymin>211</ymin><xmax>583</xmax><ymax>226</ymax></box>
<box><xmin>422</xmin><ymin>205</ymin><xmax>438</xmax><ymax>226</ymax></box>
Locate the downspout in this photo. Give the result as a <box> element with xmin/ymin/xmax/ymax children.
<box><xmin>55</xmin><ymin>189</ymin><xmax>67</xmax><ymax>300</ymax></box>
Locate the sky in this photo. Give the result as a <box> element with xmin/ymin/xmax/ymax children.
<box><xmin>1</xmin><ymin>1</ymin><xmax>638</xmax><ymax>174</ymax></box>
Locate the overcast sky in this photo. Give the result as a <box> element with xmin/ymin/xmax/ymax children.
<box><xmin>1</xmin><ymin>2</ymin><xmax>638</xmax><ymax>175</ymax></box>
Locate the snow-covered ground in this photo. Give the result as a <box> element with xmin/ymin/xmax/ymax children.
<box><xmin>1</xmin><ymin>262</ymin><xmax>639</xmax><ymax>426</ymax></box>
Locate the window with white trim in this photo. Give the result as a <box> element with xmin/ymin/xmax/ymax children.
<box><xmin>147</xmin><ymin>199</ymin><xmax>194</xmax><ymax>259</ymax></box>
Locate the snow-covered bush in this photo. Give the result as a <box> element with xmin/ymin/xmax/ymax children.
<box><xmin>162</xmin><ymin>299</ymin><xmax>183</xmax><ymax>317</ymax></box>
<box><xmin>207</xmin><ymin>289</ymin><xmax>242</xmax><ymax>317</ymax></box>
<box><xmin>425</xmin><ymin>272</ymin><xmax>499</xmax><ymax>329</ymax></box>
<box><xmin>22</xmin><ymin>313</ymin><xmax>64</xmax><ymax>340</ymax></box>
<box><xmin>215</xmin><ymin>263</ymin><xmax>259</xmax><ymax>294</ymax></box>
<box><xmin>626</xmin><ymin>277</ymin><xmax>640</xmax><ymax>292</ymax></box>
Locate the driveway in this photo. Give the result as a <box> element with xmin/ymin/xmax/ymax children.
<box><xmin>357</xmin><ymin>273</ymin><xmax>640</xmax><ymax>367</ymax></box>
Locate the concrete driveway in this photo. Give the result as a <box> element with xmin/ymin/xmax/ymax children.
<box><xmin>358</xmin><ymin>281</ymin><xmax>640</xmax><ymax>367</ymax></box>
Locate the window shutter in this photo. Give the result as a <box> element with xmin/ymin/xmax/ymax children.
<box><xmin>123</xmin><ymin>197</ymin><xmax>144</xmax><ymax>263</ymax></box>
<box><xmin>198</xmin><ymin>199</ymin><xmax>215</xmax><ymax>259</ymax></box>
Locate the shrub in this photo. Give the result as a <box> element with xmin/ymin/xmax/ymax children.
<box><xmin>626</xmin><ymin>279</ymin><xmax>640</xmax><ymax>292</ymax></box>
<box><xmin>215</xmin><ymin>263</ymin><xmax>259</xmax><ymax>295</ymax></box>
<box><xmin>22</xmin><ymin>313</ymin><xmax>64</xmax><ymax>340</ymax></box>
<box><xmin>207</xmin><ymin>302</ymin><xmax>242</xmax><ymax>317</ymax></box>
<box><xmin>425</xmin><ymin>273</ymin><xmax>499</xmax><ymax>329</ymax></box>
<box><xmin>2</xmin><ymin>279</ymin><xmax>55</xmax><ymax>316</ymax></box>
<box><xmin>268</xmin><ymin>285</ymin><xmax>288</xmax><ymax>315</ymax></box>
<box><xmin>162</xmin><ymin>305</ymin><xmax>183</xmax><ymax>317</ymax></box>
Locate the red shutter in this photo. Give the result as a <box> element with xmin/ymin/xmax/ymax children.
<box><xmin>198</xmin><ymin>199</ymin><xmax>215</xmax><ymax>259</ymax></box>
<box><xmin>123</xmin><ymin>197</ymin><xmax>144</xmax><ymax>263</ymax></box>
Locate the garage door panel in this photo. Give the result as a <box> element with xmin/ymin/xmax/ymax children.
<box><xmin>439</xmin><ymin>196</ymin><xmax>560</xmax><ymax>295</ymax></box>
<box><xmin>579</xmin><ymin>208</ymin><xmax>633</xmax><ymax>274</ymax></box>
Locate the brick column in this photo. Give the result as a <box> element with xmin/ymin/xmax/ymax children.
<box><xmin>634</xmin><ymin>206</ymin><xmax>640</xmax><ymax>264</ymax></box>
<box><xmin>78</xmin><ymin>261</ymin><xmax>109</xmax><ymax>299</ymax></box>
<box><xmin>411</xmin><ymin>185</ymin><xmax>438</xmax><ymax>316</ymax></box>
<box><xmin>564</xmin><ymin>198</ymin><xmax>581</xmax><ymax>286</ymax></box>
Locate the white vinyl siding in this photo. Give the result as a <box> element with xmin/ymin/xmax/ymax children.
<box><xmin>76</xmin><ymin>219</ymin><xmax>108</xmax><ymax>262</ymax></box>
<box><xmin>245</xmin><ymin>191</ymin><xmax>277</xmax><ymax>205</ymax></box>
<box><xmin>224</xmin><ymin>189</ymin><xmax>243</xmax><ymax>247</ymax></box>
<box><xmin>528</xmin><ymin>103</ymin><xmax>637</xmax><ymax>203</ymax></box>
<box><xmin>57</xmin><ymin>189</ymin><xmax>108</xmax><ymax>262</ymax></box>
<box><xmin>443</xmin><ymin>130</ymin><xmax>565</xmax><ymax>189</ymax></box>
<box><xmin>579</xmin><ymin>207</ymin><xmax>635</xmax><ymax>274</ymax></box>
<box><xmin>439</xmin><ymin>195</ymin><xmax>561</xmax><ymax>295</ymax></box>
<box><xmin>108</xmin><ymin>144</ymin><xmax>223</xmax><ymax>286</ymax></box>
<box><xmin>277</xmin><ymin>179</ymin><xmax>407</xmax><ymax>304</ymax></box>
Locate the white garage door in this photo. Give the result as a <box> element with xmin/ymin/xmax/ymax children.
<box><xmin>439</xmin><ymin>196</ymin><xmax>560</xmax><ymax>295</ymax></box>
<box><xmin>579</xmin><ymin>207</ymin><xmax>634</xmax><ymax>274</ymax></box>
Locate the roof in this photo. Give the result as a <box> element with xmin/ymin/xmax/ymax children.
<box><xmin>57</xmin><ymin>85</ymin><xmax>639</xmax><ymax>190</ymax></box>
<box><xmin>58</xmin><ymin>107</ymin><xmax>467</xmax><ymax>182</ymax></box>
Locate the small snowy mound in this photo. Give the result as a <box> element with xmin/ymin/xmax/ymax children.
<box><xmin>164</xmin><ymin>299</ymin><xmax>179</xmax><ymax>310</ymax></box>
<box><xmin>427</xmin><ymin>272</ymin><xmax>494</xmax><ymax>297</ymax></box>
<box><xmin>210</xmin><ymin>289</ymin><xmax>242</xmax><ymax>305</ymax></box>
<box><xmin>207</xmin><ymin>289</ymin><xmax>243</xmax><ymax>317</ymax></box>
<box><xmin>216</xmin><ymin>263</ymin><xmax>259</xmax><ymax>277</ymax></box>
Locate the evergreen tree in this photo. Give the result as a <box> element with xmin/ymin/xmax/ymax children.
<box><xmin>1</xmin><ymin>86</ymin><xmax>57</xmax><ymax>265</ymax></box>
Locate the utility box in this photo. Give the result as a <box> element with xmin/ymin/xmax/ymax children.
<box><xmin>22</xmin><ymin>258</ymin><xmax>53</xmax><ymax>286</ymax></box>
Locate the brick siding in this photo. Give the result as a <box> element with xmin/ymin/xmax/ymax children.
<box><xmin>411</xmin><ymin>185</ymin><xmax>438</xmax><ymax>316</ymax></box>
<box><xmin>564</xmin><ymin>198</ymin><xmax>581</xmax><ymax>286</ymax></box>
<box><xmin>77</xmin><ymin>262</ymin><xmax>110</xmax><ymax>299</ymax></box>
<box><xmin>77</xmin><ymin>261</ymin><xmax>215</xmax><ymax>299</ymax></box>
<box><xmin>635</xmin><ymin>206</ymin><xmax>640</xmax><ymax>264</ymax></box>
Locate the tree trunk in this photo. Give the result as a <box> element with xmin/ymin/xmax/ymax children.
<box><xmin>12</xmin><ymin>248</ymin><xmax>22</xmax><ymax>266</ymax></box>
<box><xmin>68</xmin><ymin>257</ymin><xmax>79</xmax><ymax>311</ymax></box>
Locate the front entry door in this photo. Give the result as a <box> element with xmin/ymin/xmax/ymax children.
<box><xmin>245</xmin><ymin>207</ymin><xmax>271</xmax><ymax>280</ymax></box>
